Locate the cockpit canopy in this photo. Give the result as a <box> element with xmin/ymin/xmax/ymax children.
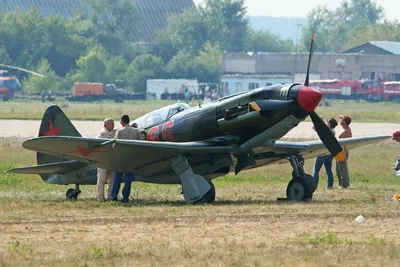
<box><xmin>133</xmin><ymin>103</ymin><xmax>190</xmax><ymax>128</ymax></box>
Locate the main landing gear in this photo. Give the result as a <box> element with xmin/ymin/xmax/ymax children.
<box><xmin>172</xmin><ymin>155</ymin><xmax>215</xmax><ymax>204</ymax></box>
<box><xmin>66</xmin><ymin>184</ymin><xmax>81</xmax><ymax>200</ymax></box>
<box><xmin>281</xmin><ymin>154</ymin><xmax>316</xmax><ymax>201</ymax></box>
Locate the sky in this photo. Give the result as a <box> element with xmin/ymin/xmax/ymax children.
<box><xmin>192</xmin><ymin>0</ymin><xmax>399</xmax><ymax>21</ymax></box>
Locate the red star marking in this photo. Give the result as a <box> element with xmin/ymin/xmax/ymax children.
<box><xmin>42</xmin><ymin>121</ymin><xmax>61</xmax><ymax>136</ymax></box>
<box><xmin>67</xmin><ymin>146</ymin><xmax>107</xmax><ymax>157</ymax></box>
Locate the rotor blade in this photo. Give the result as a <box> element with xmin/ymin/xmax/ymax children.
<box><xmin>0</xmin><ymin>64</ymin><xmax>45</xmax><ymax>77</ymax></box>
<box><xmin>309</xmin><ymin>111</ymin><xmax>346</xmax><ymax>161</ymax></box>
<box><xmin>249</xmin><ymin>99</ymin><xmax>294</xmax><ymax>111</ymax></box>
<box><xmin>304</xmin><ymin>34</ymin><xmax>316</xmax><ymax>86</ymax></box>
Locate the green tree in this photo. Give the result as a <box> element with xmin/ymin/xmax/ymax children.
<box><xmin>126</xmin><ymin>54</ymin><xmax>165</xmax><ymax>93</ymax></box>
<box><xmin>43</xmin><ymin>15</ymin><xmax>91</xmax><ymax>76</ymax></box>
<box><xmin>23</xmin><ymin>58</ymin><xmax>59</xmax><ymax>93</ymax></box>
<box><xmin>153</xmin><ymin>8</ymin><xmax>208</xmax><ymax>61</ymax></box>
<box><xmin>84</xmin><ymin>0</ymin><xmax>140</xmax><ymax>56</ymax></box>
<box><xmin>346</xmin><ymin>20</ymin><xmax>400</xmax><ymax>48</ymax></box>
<box><xmin>300</xmin><ymin>6</ymin><xmax>332</xmax><ymax>52</ymax></box>
<box><xmin>247</xmin><ymin>29</ymin><xmax>294</xmax><ymax>52</ymax></box>
<box><xmin>73</xmin><ymin>48</ymin><xmax>107</xmax><ymax>83</ymax></box>
<box><xmin>195</xmin><ymin>42</ymin><xmax>223</xmax><ymax>83</ymax></box>
<box><xmin>201</xmin><ymin>0</ymin><xmax>249</xmax><ymax>52</ymax></box>
<box><xmin>0</xmin><ymin>44</ymin><xmax>11</xmax><ymax>64</ymax></box>
<box><xmin>105</xmin><ymin>56</ymin><xmax>128</xmax><ymax>84</ymax></box>
<box><xmin>166</xmin><ymin>50</ymin><xmax>197</xmax><ymax>79</ymax></box>
<box><xmin>339</xmin><ymin>0</ymin><xmax>384</xmax><ymax>28</ymax></box>
<box><xmin>0</xmin><ymin>8</ymin><xmax>50</xmax><ymax>69</ymax></box>
<box><xmin>301</xmin><ymin>0</ymin><xmax>384</xmax><ymax>52</ymax></box>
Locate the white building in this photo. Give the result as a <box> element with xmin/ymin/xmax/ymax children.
<box><xmin>220</xmin><ymin>74</ymin><xmax>293</xmax><ymax>94</ymax></box>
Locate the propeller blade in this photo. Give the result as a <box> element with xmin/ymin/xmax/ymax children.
<box><xmin>0</xmin><ymin>63</ymin><xmax>45</xmax><ymax>77</ymax></box>
<box><xmin>249</xmin><ymin>100</ymin><xmax>294</xmax><ymax>111</ymax></box>
<box><xmin>304</xmin><ymin>34</ymin><xmax>316</xmax><ymax>86</ymax></box>
<box><xmin>309</xmin><ymin>111</ymin><xmax>346</xmax><ymax>161</ymax></box>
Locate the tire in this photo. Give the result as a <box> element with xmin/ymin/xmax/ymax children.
<box><xmin>66</xmin><ymin>188</ymin><xmax>78</xmax><ymax>200</ymax></box>
<box><xmin>194</xmin><ymin>180</ymin><xmax>215</xmax><ymax>204</ymax></box>
<box><xmin>286</xmin><ymin>177</ymin><xmax>313</xmax><ymax>201</ymax></box>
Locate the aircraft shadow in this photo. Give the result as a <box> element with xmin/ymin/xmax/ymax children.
<box><xmin>34</xmin><ymin>198</ymin><xmax>370</xmax><ymax>206</ymax></box>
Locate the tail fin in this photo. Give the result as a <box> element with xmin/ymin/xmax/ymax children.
<box><xmin>37</xmin><ymin>105</ymin><xmax>82</xmax><ymax>180</ymax></box>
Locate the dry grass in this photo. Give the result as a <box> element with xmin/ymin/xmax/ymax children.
<box><xmin>1</xmin><ymin>138</ymin><xmax>400</xmax><ymax>266</ymax></box>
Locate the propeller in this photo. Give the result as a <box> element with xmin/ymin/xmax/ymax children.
<box><xmin>303</xmin><ymin>34</ymin><xmax>346</xmax><ymax>162</ymax></box>
<box><xmin>0</xmin><ymin>64</ymin><xmax>45</xmax><ymax>77</ymax></box>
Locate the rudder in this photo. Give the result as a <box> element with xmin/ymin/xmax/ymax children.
<box><xmin>37</xmin><ymin>105</ymin><xmax>82</xmax><ymax>179</ymax></box>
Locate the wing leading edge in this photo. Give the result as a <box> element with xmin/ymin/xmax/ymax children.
<box><xmin>22</xmin><ymin>136</ymin><xmax>234</xmax><ymax>173</ymax></box>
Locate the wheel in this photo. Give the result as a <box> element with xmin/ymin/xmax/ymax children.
<box><xmin>66</xmin><ymin>188</ymin><xmax>79</xmax><ymax>200</ymax></box>
<box><xmin>286</xmin><ymin>177</ymin><xmax>313</xmax><ymax>201</ymax></box>
<box><xmin>194</xmin><ymin>180</ymin><xmax>216</xmax><ymax>204</ymax></box>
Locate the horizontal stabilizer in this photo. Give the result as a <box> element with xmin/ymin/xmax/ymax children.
<box><xmin>6</xmin><ymin>160</ymin><xmax>87</xmax><ymax>175</ymax></box>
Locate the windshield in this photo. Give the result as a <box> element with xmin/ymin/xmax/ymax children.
<box><xmin>145</xmin><ymin>106</ymin><xmax>171</xmax><ymax>127</ymax></box>
<box><xmin>362</xmin><ymin>81</ymin><xmax>380</xmax><ymax>89</ymax></box>
<box><xmin>144</xmin><ymin>103</ymin><xmax>190</xmax><ymax>127</ymax></box>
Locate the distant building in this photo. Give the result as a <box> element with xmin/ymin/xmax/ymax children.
<box><xmin>0</xmin><ymin>0</ymin><xmax>195</xmax><ymax>43</ymax></box>
<box><xmin>342</xmin><ymin>41</ymin><xmax>400</xmax><ymax>55</ymax></box>
<box><xmin>223</xmin><ymin>45</ymin><xmax>400</xmax><ymax>84</ymax></box>
<box><xmin>220</xmin><ymin>74</ymin><xmax>292</xmax><ymax>94</ymax></box>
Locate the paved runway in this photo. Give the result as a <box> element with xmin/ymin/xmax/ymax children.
<box><xmin>1</xmin><ymin>120</ymin><xmax>398</xmax><ymax>139</ymax></box>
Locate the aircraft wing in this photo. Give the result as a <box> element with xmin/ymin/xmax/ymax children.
<box><xmin>7</xmin><ymin>160</ymin><xmax>87</xmax><ymax>174</ymax></box>
<box><xmin>265</xmin><ymin>135</ymin><xmax>390</xmax><ymax>165</ymax></box>
<box><xmin>22</xmin><ymin>136</ymin><xmax>233</xmax><ymax>173</ymax></box>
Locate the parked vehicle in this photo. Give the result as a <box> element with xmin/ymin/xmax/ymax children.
<box><xmin>309</xmin><ymin>79</ymin><xmax>400</xmax><ymax>102</ymax></box>
<box><xmin>67</xmin><ymin>83</ymin><xmax>145</xmax><ymax>102</ymax></box>
<box><xmin>0</xmin><ymin>70</ymin><xmax>23</xmax><ymax>101</ymax></box>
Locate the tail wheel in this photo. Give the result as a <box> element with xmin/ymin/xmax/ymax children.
<box><xmin>286</xmin><ymin>177</ymin><xmax>313</xmax><ymax>201</ymax></box>
<box><xmin>66</xmin><ymin>188</ymin><xmax>79</xmax><ymax>200</ymax></box>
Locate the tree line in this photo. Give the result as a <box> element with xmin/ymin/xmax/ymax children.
<box><xmin>300</xmin><ymin>0</ymin><xmax>400</xmax><ymax>52</ymax></box>
<box><xmin>0</xmin><ymin>0</ymin><xmax>398</xmax><ymax>93</ymax></box>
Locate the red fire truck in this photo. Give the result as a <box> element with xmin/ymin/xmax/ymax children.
<box><xmin>308</xmin><ymin>79</ymin><xmax>356</xmax><ymax>100</ymax></box>
<box><xmin>353</xmin><ymin>80</ymin><xmax>384</xmax><ymax>101</ymax></box>
<box><xmin>383</xmin><ymin>81</ymin><xmax>400</xmax><ymax>102</ymax></box>
<box><xmin>309</xmin><ymin>79</ymin><xmax>400</xmax><ymax>102</ymax></box>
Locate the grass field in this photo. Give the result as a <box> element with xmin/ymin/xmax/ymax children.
<box><xmin>0</xmin><ymin>99</ymin><xmax>399</xmax><ymax>122</ymax></box>
<box><xmin>1</xmin><ymin>137</ymin><xmax>400</xmax><ymax>266</ymax></box>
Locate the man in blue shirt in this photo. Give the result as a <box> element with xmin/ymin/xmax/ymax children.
<box><xmin>312</xmin><ymin>118</ymin><xmax>338</xmax><ymax>189</ymax></box>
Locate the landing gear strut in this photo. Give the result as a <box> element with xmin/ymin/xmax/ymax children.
<box><xmin>282</xmin><ymin>154</ymin><xmax>316</xmax><ymax>201</ymax></box>
<box><xmin>66</xmin><ymin>184</ymin><xmax>81</xmax><ymax>200</ymax></box>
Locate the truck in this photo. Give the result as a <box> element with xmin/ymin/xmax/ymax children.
<box><xmin>0</xmin><ymin>70</ymin><xmax>23</xmax><ymax>101</ymax></box>
<box><xmin>383</xmin><ymin>81</ymin><xmax>400</xmax><ymax>102</ymax></box>
<box><xmin>309</xmin><ymin>79</ymin><xmax>400</xmax><ymax>102</ymax></box>
<box><xmin>308</xmin><ymin>79</ymin><xmax>355</xmax><ymax>100</ymax></box>
<box><xmin>67</xmin><ymin>82</ymin><xmax>145</xmax><ymax>102</ymax></box>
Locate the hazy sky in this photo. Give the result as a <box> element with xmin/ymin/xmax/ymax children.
<box><xmin>193</xmin><ymin>0</ymin><xmax>398</xmax><ymax>21</ymax></box>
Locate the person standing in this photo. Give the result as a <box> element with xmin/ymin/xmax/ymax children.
<box><xmin>312</xmin><ymin>118</ymin><xmax>338</xmax><ymax>189</ymax></box>
<box><xmin>95</xmin><ymin>118</ymin><xmax>117</xmax><ymax>202</ymax></box>
<box><xmin>391</xmin><ymin>131</ymin><xmax>400</xmax><ymax>172</ymax></box>
<box><xmin>111</xmin><ymin>115</ymin><xmax>141</xmax><ymax>203</ymax></box>
<box><xmin>336</xmin><ymin>115</ymin><xmax>352</xmax><ymax>188</ymax></box>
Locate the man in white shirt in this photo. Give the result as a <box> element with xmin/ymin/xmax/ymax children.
<box><xmin>95</xmin><ymin>118</ymin><xmax>117</xmax><ymax>202</ymax></box>
<box><xmin>111</xmin><ymin>115</ymin><xmax>141</xmax><ymax>203</ymax></box>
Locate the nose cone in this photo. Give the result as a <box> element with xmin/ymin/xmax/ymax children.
<box><xmin>298</xmin><ymin>86</ymin><xmax>322</xmax><ymax>112</ymax></box>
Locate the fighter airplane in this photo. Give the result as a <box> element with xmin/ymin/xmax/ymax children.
<box><xmin>7</xmin><ymin>35</ymin><xmax>390</xmax><ymax>203</ymax></box>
